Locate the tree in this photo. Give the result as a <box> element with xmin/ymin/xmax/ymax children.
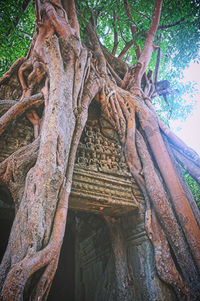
<box><xmin>0</xmin><ymin>0</ymin><xmax>200</xmax><ymax>300</ymax></box>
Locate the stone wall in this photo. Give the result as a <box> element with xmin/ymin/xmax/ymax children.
<box><xmin>48</xmin><ymin>212</ymin><xmax>177</xmax><ymax>301</ymax></box>
<box><xmin>0</xmin><ymin>92</ymin><xmax>177</xmax><ymax>300</ymax></box>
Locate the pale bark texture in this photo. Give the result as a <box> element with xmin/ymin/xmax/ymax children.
<box><xmin>0</xmin><ymin>0</ymin><xmax>200</xmax><ymax>300</ymax></box>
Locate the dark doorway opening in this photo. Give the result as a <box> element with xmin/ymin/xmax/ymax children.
<box><xmin>0</xmin><ymin>185</ymin><xmax>14</xmax><ymax>262</ymax></box>
<box><xmin>0</xmin><ymin>186</ymin><xmax>76</xmax><ymax>300</ymax></box>
<box><xmin>0</xmin><ymin>218</ymin><xmax>13</xmax><ymax>261</ymax></box>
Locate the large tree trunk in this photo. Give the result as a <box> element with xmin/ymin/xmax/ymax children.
<box><xmin>0</xmin><ymin>0</ymin><xmax>200</xmax><ymax>300</ymax></box>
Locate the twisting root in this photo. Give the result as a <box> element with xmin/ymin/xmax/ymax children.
<box><xmin>33</xmin><ymin>257</ymin><xmax>59</xmax><ymax>300</ymax></box>
<box><xmin>99</xmin><ymin>81</ymin><xmax>200</xmax><ymax>298</ymax></box>
<box><xmin>136</xmin><ymin>129</ymin><xmax>200</xmax><ymax>299</ymax></box>
<box><xmin>0</xmin><ymin>93</ymin><xmax>43</xmax><ymax>137</ymax></box>
<box><xmin>99</xmin><ymin>85</ymin><xmax>146</xmax><ymax>196</ymax></box>
<box><xmin>73</xmin><ymin>47</ymin><xmax>88</xmax><ymax>111</ymax></box>
<box><xmin>109</xmin><ymin>94</ymin><xmax>121</xmax><ymax>132</ymax></box>
<box><xmin>137</xmin><ymin>99</ymin><xmax>200</xmax><ymax>270</ymax></box>
<box><xmin>18</xmin><ymin>57</ymin><xmax>47</xmax><ymax>139</ymax></box>
<box><xmin>100</xmin><ymin>89</ymin><xmax>116</xmax><ymax>129</ymax></box>
<box><xmin>145</xmin><ymin>197</ymin><xmax>189</xmax><ymax>300</ymax></box>
<box><xmin>0</xmin><ymin>178</ymin><xmax>69</xmax><ymax>301</ymax></box>
<box><xmin>114</xmin><ymin>93</ymin><xmax>126</xmax><ymax>143</ymax></box>
<box><xmin>26</xmin><ymin>110</ymin><xmax>40</xmax><ymax>139</ymax></box>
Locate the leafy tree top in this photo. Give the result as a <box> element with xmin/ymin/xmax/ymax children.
<box><xmin>1</xmin><ymin>0</ymin><xmax>199</xmax><ymax>76</ymax></box>
<box><xmin>0</xmin><ymin>0</ymin><xmax>199</xmax><ymax>121</ymax></box>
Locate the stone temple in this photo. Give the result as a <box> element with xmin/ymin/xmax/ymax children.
<box><xmin>0</xmin><ymin>85</ymin><xmax>177</xmax><ymax>300</ymax></box>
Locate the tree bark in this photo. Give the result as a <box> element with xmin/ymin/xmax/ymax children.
<box><xmin>0</xmin><ymin>0</ymin><xmax>200</xmax><ymax>300</ymax></box>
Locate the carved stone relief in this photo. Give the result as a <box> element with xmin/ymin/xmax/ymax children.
<box><xmin>0</xmin><ymin>100</ymin><xmax>143</xmax><ymax>216</ymax></box>
<box><xmin>75</xmin><ymin>119</ymin><xmax>130</xmax><ymax>176</ymax></box>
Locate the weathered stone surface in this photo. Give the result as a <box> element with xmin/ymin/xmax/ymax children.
<box><xmin>0</xmin><ymin>100</ymin><xmax>176</xmax><ymax>301</ymax></box>
<box><xmin>46</xmin><ymin>212</ymin><xmax>177</xmax><ymax>301</ymax></box>
<box><xmin>0</xmin><ymin>105</ymin><xmax>143</xmax><ymax>216</ymax></box>
<box><xmin>125</xmin><ymin>222</ymin><xmax>177</xmax><ymax>301</ymax></box>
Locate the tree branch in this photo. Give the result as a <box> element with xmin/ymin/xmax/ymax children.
<box><xmin>5</xmin><ymin>0</ymin><xmax>32</xmax><ymax>37</ymax></box>
<box><xmin>172</xmin><ymin>146</ymin><xmax>200</xmax><ymax>185</ymax></box>
<box><xmin>101</xmin><ymin>44</ymin><xmax>128</xmax><ymax>79</ymax></box>
<box><xmin>112</xmin><ymin>10</ymin><xmax>119</xmax><ymax>56</ymax></box>
<box><xmin>106</xmin><ymin>61</ymin><xmax>123</xmax><ymax>86</ymax></box>
<box><xmin>123</xmin><ymin>0</ymin><xmax>137</xmax><ymax>40</ymax></box>
<box><xmin>86</xmin><ymin>23</ymin><xmax>107</xmax><ymax>74</ymax></box>
<box><xmin>130</xmin><ymin>6</ymin><xmax>151</xmax><ymax>21</ymax></box>
<box><xmin>163</xmin><ymin>135</ymin><xmax>200</xmax><ymax>230</ymax></box>
<box><xmin>0</xmin><ymin>57</ymin><xmax>25</xmax><ymax>85</ymax></box>
<box><xmin>159</xmin><ymin>119</ymin><xmax>200</xmax><ymax>167</ymax></box>
<box><xmin>0</xmin><ymin>93</ymin><xmax>43</xmax><ymax>136</ymax></box>
<box><xmin>137</xmin><ymin>0</ymin><xmax>163</xmax><ymax>85</ymax></box>
<box><xmin>119</xmin><ymin>29</ymin><xmax>127</xmax><ymax>44</ymax></box>
<box><xmin>158</xmin><ymin>17</ymin><xmax>185</xmax><ymax>30</ymax></box>
<box><xmin>153</xmin><ymin>46</ymin><xmax>161</xmax><ymax>83</ymax></box>
<box><xmin>118</xmin><ymin>40</ymin><xmax>134</xmax><ymax>59</ymax></box>
<box><xmin>19</xmin><ymin>30</ymin><xmax>33</xmax><ymax>38</ymax></box>
<box><xmin>144</xmin><ymin>98</ymin><xmax>200</xmax><ymax>168</ymax></box>
<box><xmin>135</xmin><ymin>45</ymin><xmax>141</xmax><ymax>59</ymax></box>
<box><xmin>62</xmin><ymin>0</ymin><xmax>80</xmax><ymax>39</ymax></box>
<box><xmin>115</xmin><ymin>14</ymin><xmax>128</xmax><ymax>44</ymax></box>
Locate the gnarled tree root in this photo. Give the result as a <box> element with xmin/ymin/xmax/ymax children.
<box><xmin>0</xmin><ymin>93</ymin><xmax>43</xmax><ymax>136</ymax></box>
<box><xmin>0</xmin><ymin>182</ymin><xmax>69</xmax><ymax>301</ymax></box>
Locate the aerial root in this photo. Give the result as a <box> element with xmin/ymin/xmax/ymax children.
<box><xmin>26</xmin><ymin>110</ymin><xmax>40</xmax><ymax>139</ymax></box>
<box><xmin>109</xmin><ymin>94</ymin><xmax>121</xmax><ymax>132</ymax></box>
<box><xmin>136</xmin><ymin>129</ymin><xmax>200</xmax><ymax>298</ymax></box>
<box><xmin>33</xmin><ymin>257</ymin><xmax>59</xmax><ymax>301</ymax></box>
<box><xmin>0</xmin><ymin>93</ymin><xmax>43</xmax><ymax>137</ymax></box>
<box><xmin>145</xmin><ymin>206</ymin><xmax>189</xmax><ymax>300</ymax></box>
<box><xmin>1</xmin><ymin>180</ymin><xmax>69</xmax><ymax>301</ymax></box>
<box><xmin>100</xmin><ymin>90</ymin><xmax>116</xmax><ymax>129</ymax></box>
<box><xmin>73</xmin><ymin>47</ymin><xmax>88</xmax><ymax>110</ymax></box>
<box><xmin>114</xmin><ymin>94</ymin><xmax>126</xmax><ymax>142</ymax></box>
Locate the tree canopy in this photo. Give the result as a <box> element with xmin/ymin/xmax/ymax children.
<box><xmin>1</xmin><ymin>0</ymin><xmax>200</xmax><ymax>74</ymax></box>
<box><xmin>0</xmin><ymin>0</ymin><xmax>199</xmax><ymax>122</ymax></box>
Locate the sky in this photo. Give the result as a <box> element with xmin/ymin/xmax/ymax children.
<box><xmin>170</xmin><ymin>59</ymin><xmax>200</xmax><ymax>155</ymax></box>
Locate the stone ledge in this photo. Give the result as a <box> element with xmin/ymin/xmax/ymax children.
<box><xmin>69</xmin><ymin>168</ymin><xmax>142</xmax><ymax>216</ymax></box>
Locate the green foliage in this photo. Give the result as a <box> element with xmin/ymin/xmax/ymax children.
<box><xmin>0</xmin><ymin>0</ymin><xmax>200</xmax><ymax>204</ymax></box>
<box><xmin>181</xmin><ymin>168</ymin><xmax>200</xmax><ymax>208</ymax></box>
<box><xmin>158</xmin><ymin>0</ymin><xmax>200</xmax><ymax>77</ymax></box>
<box><xmin>76</xmin><ymin>0</ymin><xmax>200</xmax><ymax>120</ymax></box>
<box><xmin>0</xmin><ymin>0</ymin><xmax>35</xmax><ymax>76</ymax></box>
<box><xmin>1</xmin><ymin>0</ymin><xmax>199</xmax><ymax>81</ymax></box>
<box><xmin>77</xmin><ymin>0</ymin><xmax>200</xmax><ymax>73</ymax></box>
<box><xmin>0</xmin><ymin>0</ymin><xmax>199</xmax><ymax>121</ymax></box>
<box><xmin>152</xmin><ymin>0</ymin><xmax>200</xmax><ymax>121</ymax></box>
<box><xmin>153</xmin><ymin>80</ymin><xmax>199</xmax><ymax>124</ymax></box>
